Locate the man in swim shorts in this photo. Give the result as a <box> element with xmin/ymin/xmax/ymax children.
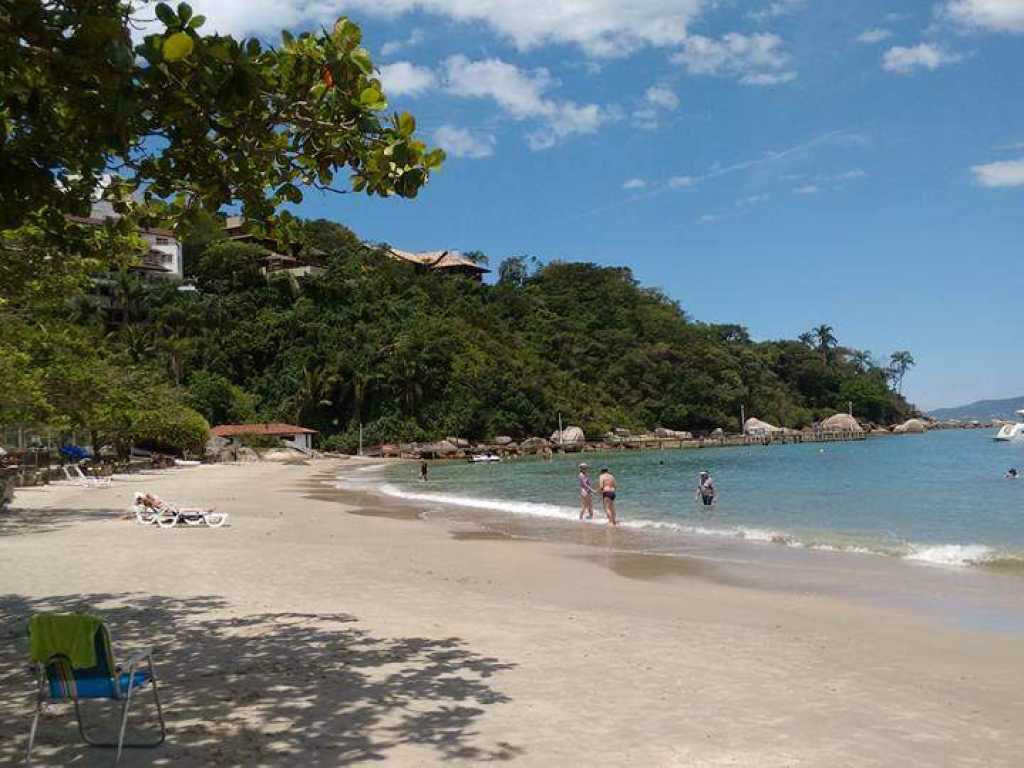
<box><xmin>696</xmin><ymin>470</ymin><xmax>717</xmax><ymax>506</ymax></box>
<box><xmin>578</xmin><ymin>463</ymin><xmax>594</xmax><ymax>519</ymax></box>
<box><xmin>597</xmin><ymin>467</ymin><xmax>618</xmax><ymax>526</ymax></box>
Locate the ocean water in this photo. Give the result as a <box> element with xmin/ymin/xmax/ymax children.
<box><xmin>368</xmin><ymin>429</ymin><xmax>1024</xmax><ymax>569</ymax></box>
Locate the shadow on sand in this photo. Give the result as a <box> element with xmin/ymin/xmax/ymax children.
<box><xmin>0</xmin><ymin>593</ymin><xmax>520</xmax><ymax>766</ymax></box>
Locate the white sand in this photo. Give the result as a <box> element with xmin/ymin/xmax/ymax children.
<box><xmin>1</xmin><ymin>459</ymin><xmax>1022</xmax><ymax>767</ymax></box>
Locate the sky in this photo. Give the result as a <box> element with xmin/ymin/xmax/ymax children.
<box><xmin>152</xmin><ymin>0</ymin><xmax>1022</xmax><ymax>410</ymax></box>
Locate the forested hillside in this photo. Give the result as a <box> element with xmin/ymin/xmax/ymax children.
<box><xmin>1</xmin><ymin>217</ymin><xmax>913</xmax><ymax>453</ymax></box>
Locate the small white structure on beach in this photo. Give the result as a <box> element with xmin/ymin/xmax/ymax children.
<box><xmin>210</xmin><ymin>423</ymin><xmax>318</xmax><ymax>453</ymax></box>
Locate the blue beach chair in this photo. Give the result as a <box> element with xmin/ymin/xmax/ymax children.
<box><xmin>25</xmin><ymin>614</ymin><xmax>166</xmax><ymax>766</ymax></box>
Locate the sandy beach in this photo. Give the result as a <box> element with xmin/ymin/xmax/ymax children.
<box><xmin>2</xmin><ymin>458</ymin><xmax>1022</xmax><ymax>767</ymax></box>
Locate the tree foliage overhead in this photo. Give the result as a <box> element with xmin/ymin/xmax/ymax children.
<box><xmin>0</xmin><ymin>1</ymin><xmax>443</xmax><ymax>233</ymax></box>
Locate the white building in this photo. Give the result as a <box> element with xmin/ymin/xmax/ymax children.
<box><xmin>77</xmin><ymin>200</ymin><xmax>183</xmax><ymax>280</ymax></box>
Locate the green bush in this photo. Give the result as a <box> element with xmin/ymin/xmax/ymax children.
<box><xmin>129</xmin><ymin>405</ymin><xmax>210</xmax><ymax>456</ymax></box>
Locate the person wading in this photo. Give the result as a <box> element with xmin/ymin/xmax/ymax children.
<box><xmin>578</xmin><ymin>463</ymin><xmax>594</xmax><ymax>520</ymax></box>
<box><xmin>597</xmin><ymin>467</ymin><xmax>618</xmax><ymax>526</ymax></box>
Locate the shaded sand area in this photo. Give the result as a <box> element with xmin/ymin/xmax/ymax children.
<box><xmin>1</xmin><ymin>459</ymin><xmax>1022</xmax><ymax>766</ymax></box>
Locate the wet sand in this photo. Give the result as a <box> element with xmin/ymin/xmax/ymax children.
<box><xmin>1</xmin><ymin>458</ymin><xmax>1023</xmax><ymax>767</ymax></box>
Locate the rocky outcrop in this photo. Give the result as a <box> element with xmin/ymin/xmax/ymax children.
<box><xmin>710</xmin><ymin>428</ymin><xmax>725</xmax><ymax>438</ymax></box>
<box><xmin>520</xmin><ymin>437</ymin><xmax>551</xmax><ymax>454</ymax></box>
<box><xmin>893</xmin><ymin>418</ymin><xmax>928</xmax><ymax>434</ymax></box>
<box><xmin>744</xmin><ymin>417</ymin><xmax>782</xmax><ymax>435</ymax></box>
<box><xmin>492</xmin><ymin>436</ymin><xmax>514</xmax><ymax>446</ymax></box>
<box><xmin>550</xmin><ymin>426</ymin><xmax>585</xmax><ymax>445</ymax></box>
<box><xmin>820</xmin><ymin>413</ymin><xmax>863</xmax><ymax>432</ymax></box>
<box><xmin>654</xmin><ymin>427</ymin><xmax>693</xmax><ymax>439</ymax></box>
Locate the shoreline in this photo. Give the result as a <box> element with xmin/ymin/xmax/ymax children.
<box><xmin>2</xmin><ymin>458</ymin><xmax>1023</xmax><ymax>766</ymax></box>
<box><xmin>323</xmin><ymin>460</ymin><xmax>1024</xmax><ymax>635</ymax></box>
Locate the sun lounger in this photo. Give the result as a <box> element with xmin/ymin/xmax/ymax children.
<box><xmin>25</xmin><ymin>613</ymin><xmax>165</xmax><ymax>766</ymax></box>
<box><xmin>131</xmin><ymin>493</ymin><xmax>227</xmax><ymax>528</ymax></box>
<box><xmin>63</xmin><ymin>465</ymin><xmax>112</xmax><ymax>488</ymax></box>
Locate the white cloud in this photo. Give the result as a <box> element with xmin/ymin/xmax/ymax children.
<box><xmin>971</xmin><ymin>158</ymin><xmax>1024</xmax><ymax>187</ymax></box>
<box><xmin>794</xmin><ymin>184</ymin><xmax>819</xmax><ymax>194</ymax></box>
<box><xmin>698</xmin><ymin>213</ymin><xmax>719</xmax><ymax>223</ymax></box>
<box><xmin>622</xmin><ymin>178</ymin><xmax>647</xmax><ymax>190</ymax></box>
<box><xmin>943</xmin><ymin>0</ymin><xmax>1024</xmax><ymax>33</ymax></box>
<box><xmin>633</xmin><ymin>85</ymin><xmax>679</xmax><ymax>129</ymax></box>
<box><xmin>671</xmin><ymin>33</ymin><xmax>797</xmax><ymax>86</ymax></box>
<box><xmin>381</xmin><ymin>28</ymin><xmax>425</xmax><ymax>57</ymax></box>
<box><xmin>748</xmin><ymin>0</ymin><xmax>806</xmax><ymax>23</ymax></box>
<box><xmin>856</xmin><ymin>28</ymin><xmax>893</xmax><ymax>44</ymax></box>
<box><xmin>441</xmin><ymin>55</ymin><xmax>613</xmax><ymax>149</ymax></box>
<box><xmin>995</xmin><ymin>141</ymin><xmax>1024</xmax><ymax>151</ymax></box>
<box><xmin>644</xmin><ymin>85</ymin><xmax>680</xmax><ymax>110</ymax></box>
<box><xmin>434</xmin><ymin>125</ymin><xmax>495</xmax><ymax>158</ymax></box>
<box><xmin>668</xmin><ymin>175</ymin><xmax>695</xmax><ymax>187</ymax></box>
<box><xmin>378</xmin><ymin>61</ymin><xmax>437</xmax><ymax>96</ymax></box>
<box><xmin>834</xmin><ymin>169</ymin><xmax>867</xmax><ymax>180</ymax></box>
<box><xmin>882</xmin><ymin>43</ymin><xmax>963</xmax><ymax>74</ymax></box>
<box><xmin>736</xmin><ymin>193</ymin><xmax>769</xmax><ymax>206</ymax></box>
<box><xmin>142</xmin><ymin>1</ymin><xmax>709</xmax><ymax>58</ymax></box>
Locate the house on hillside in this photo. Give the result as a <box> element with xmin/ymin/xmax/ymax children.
<box><xmin>70</xmin><ymin>200</ymin><xmax>183</xmax><ymax>280</ymax></box>
<box><xmin>387</xmin><ymin>248</ymin><xmax>489</xmax><ymax>282</ymax></box>
<box><xmin>210</xmin><ymin>423</ymin><xmax>318</xmax><ymax>453</ymax></box>
<box><xmin>223</xmin><ymin>216</ymin><xmax>324</xmax><ymax>278</ymax></box>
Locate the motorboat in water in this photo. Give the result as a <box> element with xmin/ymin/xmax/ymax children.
<box><xmin>993</xmin><ymin>410</ymin><xmax>1024</xmax><ymax>441</ymax></box>
<box><xmin>470</xmin><ymin>453</ymin><xmax>502</xmax><ymax>463</ymax></box>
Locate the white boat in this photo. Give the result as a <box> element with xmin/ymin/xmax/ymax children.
<box><xmin>470</xmin><ymin>453</ymin><xmax>502</xmax><ymax>463</ymax></box>
<box><xmin>993</xmin><ymin>410</ymin><xmax>1024</xmax><ymax>441</ymax></box>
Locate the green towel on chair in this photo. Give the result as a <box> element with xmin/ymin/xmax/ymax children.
<box><xmin>29</xmin><ymin>614</ymin><xmax>103</xmax><ymax>669</ymax></box>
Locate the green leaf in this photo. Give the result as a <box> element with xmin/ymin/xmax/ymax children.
<box><xmin>177</xmin><ymin>3</ymin><xmax>193</xmax><ymax>22</ymax></box>
<box><xmin>396</xmin><ymin>112</ymin><xmax>416</xmax><ymax>137</ymax></box>
<box><xmin>163</xmin><ymin>32</ymin><xmax>194</xmax><ymax>62</ymax></box>
<box><xmin>359</xmin><ymin>87</ymin><xmax>385</xmax><ymax>109</ymax></box>
<box><xmin>350</xmin><ymin>48</ymin><xmax>372</xmax><ymax>74</ymax></box>
<box><xmin>188</xmin><ymin>15</ymin><xmax>206</xmax><ymax>29</ymax></box>
<box><xmin>154</xmin><ymin>2</ymin><xmax>177</xmax><ymax>28</ymax></box>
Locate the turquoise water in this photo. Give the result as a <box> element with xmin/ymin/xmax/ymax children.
<box><xmin>374</xmin><ymin>430</ymin><xmax>1024</xmax><ymax>567</ymax></box>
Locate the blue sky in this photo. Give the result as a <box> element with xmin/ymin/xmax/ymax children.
<box><xmin>170</xmin><ymin>1</ymin><xmax>1023</xmax><ymax>410</ymax></box>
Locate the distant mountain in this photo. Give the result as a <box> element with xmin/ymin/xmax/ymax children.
<box><xmin>929</xmin><ymin>396</ymin><xmax>1024</xmax><ymax>422</ymax></box>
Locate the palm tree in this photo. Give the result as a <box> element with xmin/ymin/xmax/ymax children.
<box><xmin>850</xmin><ymin>349</ymin><xmax>874</xmax><ymax>372</ymax></box>
<box><xmin>797</xmin><ymin>332</ymin><xmax>815</xmax><ymax>348</ymax></box>
<box><xmin>888</xmin><ymin>351</ymin><xmax>916</xmax><ymax>394</ymax></box>
<box><xmin>813</xmin><ymin>324</ymin><xmax>837</xmax><ymax>363</ymax></box>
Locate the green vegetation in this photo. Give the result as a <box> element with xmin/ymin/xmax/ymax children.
<box><xmin>0</xmin><ymin>6</ymin><xmax>912</xmax><ymax>453</ymax></box>
<box><xmin>2</xmin><ymin>217</ymin><xmax>912</xmax><ymax>452</ymax></box>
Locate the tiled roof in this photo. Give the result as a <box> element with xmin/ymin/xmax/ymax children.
<box><xmin>211</xmin><ymin>423</ymin><xmax>318</xmax><ymax>437</ymax></box>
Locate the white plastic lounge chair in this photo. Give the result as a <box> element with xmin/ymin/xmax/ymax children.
<box><xmin>64</xmin><ymin>465</ymin><xmax>111</xmax><ymax>488</ymax></box>
<box><xmin>131</xmin><ymin>493</ymin><xmax>227</xmax><ymax>528</ymax></box>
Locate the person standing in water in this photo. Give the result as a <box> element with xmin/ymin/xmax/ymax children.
<box><xmin>597</xmin><ymin>467</ymin><xmax>618</xmax><ymax>526</ymax></box>
<box><xmin>696</xmin><ymin>470</ymin><xmax>717</xmax><ymax>506</ymax></box>
<box><xmin>420</xmin><ymin>460</ymin><xmax>429</xmax><ymax>482</ymax></box>
<box><xmin>577</xmin><ymin>463</ymin><xmax>594</xmax><ymax>520</ymax></box>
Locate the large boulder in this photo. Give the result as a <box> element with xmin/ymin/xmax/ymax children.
<box><xmin>492</xmin><ymin>435</ymin><xmax>514</xmax><ymax>446</ymax></box>
<box><xmin>893</xmin><ymin>418</ymin><xmax>928</xmax><ymax>434</ymax></box>
<box><xmin>550</xmin><ymin>426</ymin><xmax>585</xmax><ymax>445</ymax></box>
<box><xmin>820</xmin><ymin>413</ymin><xmax>863</xmax><ymax>432</ymax></box>
<box><xmin>520</xmin><ymin>437</ymin><xmax>551</xmax><ymax>454</ymax></box>
<box><xmin>431</xmin><ymin>440</ymin><xmax>460</xmax><ymax>456</ymax></box>
<box><xmin>380</xmin><ymin>443</ymin><xmax>401</xmax><ymax>458</ymax></box>
<box><xmin>654</xmin><ymin>427</ymin><xmax>693</xmax><ymax>439</ymax></box>
<box><xmin>744</xmin><ymin>417</ymin><xmax>782</xmax><ymax>435</ymax></box>
<box><xmin>446</xmin><ymin>437</ymin><xmax>470</xmax><ymax>448</ymax></box>
<box><xmin>710</xmin><ymin>428</ymin><xmax>725</xmax><ymax>438</ymax></box>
